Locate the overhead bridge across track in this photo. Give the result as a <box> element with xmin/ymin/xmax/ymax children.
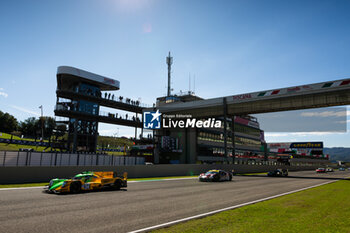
<box><xmin>156</xmin><ymin>78</ymin><xmax>350</xmax><ymax>117</ymax></box>
<box><xmin>56</xmin><ymin>89</ymin><xmax>143</xmax><ymax>113</ymax></box>
<box><xmin>54</xmin><ymin>109</ymin><xmax>142</xmax><ymax>128</ymax></box>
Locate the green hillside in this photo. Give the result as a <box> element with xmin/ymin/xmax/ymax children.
<box><xmin>324</xmin><ymin>147</ymin><xmax>350</xmax><ymax>162</ymax></box>
<box><xmin>0</xmin><ymin>131</ymin><xmax>134</xmax><ymax>153</ymax></box>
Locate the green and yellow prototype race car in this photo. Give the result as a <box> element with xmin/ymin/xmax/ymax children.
<box><xmin>45</xmin><ymin>171</ymin><xmax>127</xmax><ymax>194</ymax></box>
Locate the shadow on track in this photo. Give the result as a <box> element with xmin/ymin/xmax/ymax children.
<box><xmin>43</xmin><ymin>188</ymin><xmax>128</xmax><ymax>195</ymax></box>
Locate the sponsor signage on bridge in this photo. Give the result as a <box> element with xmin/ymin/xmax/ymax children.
<box><xmin>231</xmin><ymin>78</ymin><xmax>350</xmax><ymax>103</ymax></box>
<box><xmin>290</xmin><ymin>142</ymin><xmax>323</xmax><ymax>149</ymax></box>
<box><xmin>268</xmin><ymin>142</ymin><xmax>323</xmax><ymax>149</ymax></box>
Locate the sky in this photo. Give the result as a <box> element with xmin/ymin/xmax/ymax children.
<box><xmin>0</xmin><ymin>0</ymin><xmax>350</xmax><ymax>147</ymax></box>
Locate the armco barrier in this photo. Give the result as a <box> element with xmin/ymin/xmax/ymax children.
<box><xmin>0</xmin><ymin>164</ymin><xmax>318</xmax><ymax>184</ymax></box>
<box><xmin>0</xmin><ymin>151</ymin><xmax>145</xmax><ymax>166</ymax></box>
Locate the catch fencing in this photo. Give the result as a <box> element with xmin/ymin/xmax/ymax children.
<box><xmin>0</xmin><ymin>151</ymin><xmax>145</xmax><ymax>167</ymax></box>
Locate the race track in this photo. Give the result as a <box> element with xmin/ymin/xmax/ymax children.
<box><xmin>0</xmin><ymin>170</ymin><xmax>349</xmax><ymax>233</ymax></box>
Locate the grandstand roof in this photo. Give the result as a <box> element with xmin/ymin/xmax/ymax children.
<box><xmin>57</xmin><ymin>66</ymin><xmax>120</xmax><ymax>91</ymax></box>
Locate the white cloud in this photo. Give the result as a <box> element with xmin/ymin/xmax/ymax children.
<box><xmin>265</xmin><ymin>132</ymin><xmax>345</xmax><ymax>137</ymax></box>
<box><xmin>335</xmin><ymin>120</ymin><xmax>350</xmax><ymax>124</ymax></box>
<box><xmin>98</xmin><ymin>129</ymin><xmax>116</xmax><ymax>135</ymax></box>
<box><xmin>10</xmin><ymin>105</ymin><xmax>40</xmax><ymax>116</ymax></box>
<box><xmin>300</xmin><ymin>111</ymin><xmax>346</xmax><ymax>117</ymax></box>
<box><xmin>0</xmin><ymin>88</ymin><xmax>8</xmax><ymax>98</ymax></box>
<box><xmin>0</xmin><ymin>91</ymin><xmax>8</xmax><ymax>98</ymax></box>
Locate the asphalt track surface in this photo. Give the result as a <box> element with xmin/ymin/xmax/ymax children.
<box><xmin>0</xmin><ymin>170</ymin><xmax>349</xmax><ymax>233</ymax></box>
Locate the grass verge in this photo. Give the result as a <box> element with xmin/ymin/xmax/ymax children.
<box><xmin>0</xmin><ymin>143</ymin><xmax>50</xmax><ymax>152</ymax></box>
<box><xmin>152</xmin><ymin>179</ymin><xmax>350</xmax><ymax>233</ymax></box>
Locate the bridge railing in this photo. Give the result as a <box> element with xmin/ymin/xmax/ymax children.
<box><xmin>0</xmin><ymin>151</ymin><xmax>145</xmax><ymax>167</ymax></box>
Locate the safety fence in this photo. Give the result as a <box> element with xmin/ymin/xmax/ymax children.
<box><xmin>0</xmin><ymin>151</ymin><xmax>145</xmax><ymax>167</ymax></box>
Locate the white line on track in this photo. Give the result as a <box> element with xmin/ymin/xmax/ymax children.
<box><xmin>128</xmin><ymin>180</ymin><xmax>340</xmax><ymax>233</ymax></box>
<box><xmin>0</xmin><ymin>177</ymin><xmax>198</xmax><ymax>191</ymax></box>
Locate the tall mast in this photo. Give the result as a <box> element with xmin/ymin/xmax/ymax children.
<box><xmin>166</xmin><ymin>51</ymin><xmax>173</xmax><ymax>96</ymax></box>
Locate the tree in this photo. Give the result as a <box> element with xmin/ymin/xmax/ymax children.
<box><xmin>19</xmin><ymin>116</ymin><xmax>57</xmax><ymax>139</ymax></box>
<box><xmin>43</xmin><ymin>117</ymin><xmax>56</xmax><ymax>139</ymax></box>
<box><xmin>19</xmin><ymin>117</ymin><xmax>38</xmax><ymax>138</ymax></box>
<box><xmin>0</xmin><ymin>111</ymin><xmax>18</xmax><ymax>133</ymax></box>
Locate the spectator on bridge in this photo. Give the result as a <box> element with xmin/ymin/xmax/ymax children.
<box><xmin>119</xmin><ymin>96</ymin><xmax>123</xmax><ymax>101</ymax></box>
<box><xmin>105</xmin><ymin>93</ymin><xmax>107</xmax><ymax>98</ymax></box>
<box><xmin>112</xmin><ymin>94</ymin><xmax>114</xmax><ymax>100</ymax></box>
<box><xmin>108</xmin><ymin>93</ymin><xmax>111</xmax><ymax>100</ymax></box>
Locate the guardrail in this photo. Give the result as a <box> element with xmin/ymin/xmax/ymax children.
<box><xmin>0</xmin><ymin>164</ymin><xmax>320</xmax><ymax>184</ymax></box>
<box><xmin>0</xmin><ymin>151</ymin><xmax>145</xmax><ymax>167</ymax></box>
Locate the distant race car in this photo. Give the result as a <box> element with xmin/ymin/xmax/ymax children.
<box><xmin>199</xmin><ymin>170</ymin><xmax>232</xmax><ymax>182</ymax></box>
<box><xmin>267</xmin><ymin>169</ymin><xmax>288</xmax><ymax>177</ymax></box>
<box><xmin>45</xmin><ymin>171</ymin><xmax>127</xmax><ymax>194</ymax></box>
<box><xmin>316</xmin><ymin>168</ymin><xmax>326</xmax><ymax>173</ymax></box>
<box><xmin>339</xmin><ymin>167</ymin><xmax>346</xmax><ymax>171</ymax></box>
<box><xmin>326</xmin><ymin>168</ymin><xmax>334</xmax><ymax>172</ymax></box>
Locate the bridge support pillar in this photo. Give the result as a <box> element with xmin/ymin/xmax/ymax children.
<box><xmin>231</xmin><ymin>115</ymin><xmax>235</xmax><ymax>164</ymax></box>
<box><xmin>223</xmin><ymin>98</ymin><xmax>228</xmax><ymax>163</ymax></box>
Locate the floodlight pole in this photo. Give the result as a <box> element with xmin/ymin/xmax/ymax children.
<box><xmin>39</xmin><ymin>105</ymin><xmax>44</xmax><ymax>140</ymax></box>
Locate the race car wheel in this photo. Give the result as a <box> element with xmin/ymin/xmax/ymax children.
<box><xmin>213</xmin><ymin>175</ymin><xmax>220</xmax><ymax>182</ymax></box>
<box><xmin>114</xmin><ymin>180</ymin><xmax>121</xmax><ymax>190</ymax></box>
<box><xmin>70</xmin><ymin>182</ymin><xmax>81</xmax><ymax>194</ymax></box>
